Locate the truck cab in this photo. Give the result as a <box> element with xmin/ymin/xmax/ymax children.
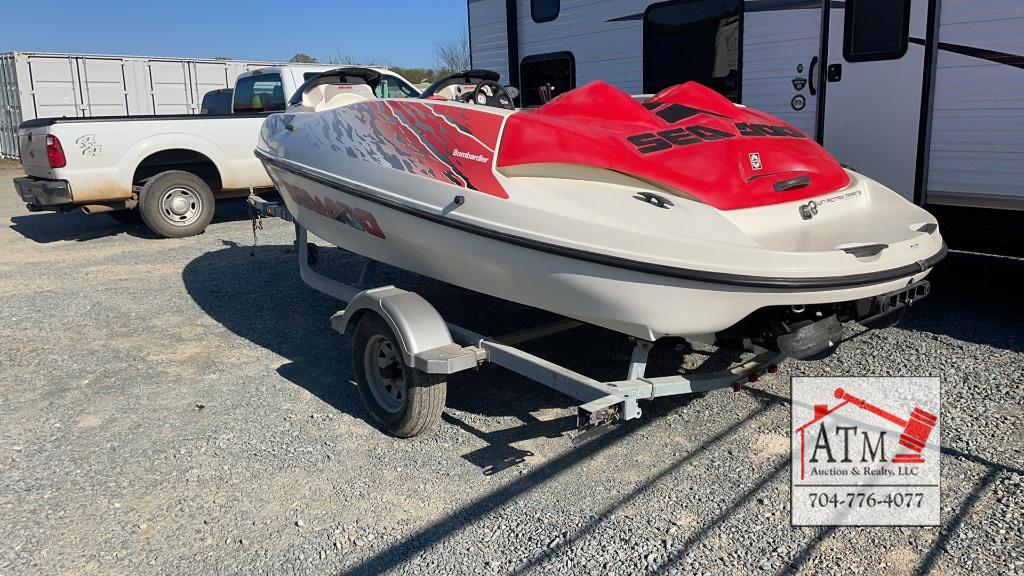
<box><xmin>232</xmin><ymin>65</ymin><xmax>420</xmax><ymax>113</ymax></box>
<box><xmin>231</xmin><ymin>65</ymin><xmax>336</xmax><ymax>114</ymax></box>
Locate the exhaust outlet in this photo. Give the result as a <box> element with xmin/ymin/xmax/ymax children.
<box><xmin>81</xmin><ymin>199</ymin><xmax>136</xmax><ymax>215</ymax></box>
<box><xmin>81</xmin><ymin>204</ymin><xmax>116</xmax><ymax>214</ymax></box>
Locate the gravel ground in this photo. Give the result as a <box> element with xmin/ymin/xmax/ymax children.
<box><xmin>0</xmin><ymin>167</ymin><xmax>1021</xmax><ymax>576</ymax></box>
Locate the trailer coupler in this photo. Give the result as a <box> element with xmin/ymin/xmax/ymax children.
<box><xmin>574</xmin><ymin>394</ymin><xmax>636</xmax><ymax>441</ymax></box>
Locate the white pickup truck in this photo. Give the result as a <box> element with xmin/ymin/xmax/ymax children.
<box><xmin>14</xmin><ymin>65</ymin><xmax>420</xmax><ymax>237</ymax></box>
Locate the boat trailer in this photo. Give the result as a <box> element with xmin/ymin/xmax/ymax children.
<box><xmin>249</xmin><ymin>195</ymin><xmax>785</xmax><ymax>438</ymax></box>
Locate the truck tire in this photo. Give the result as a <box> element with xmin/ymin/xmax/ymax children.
<box><xmin>352</xmin><ymin>313</ymin><xmax>446</xmax><ymax>438</ymax></box>
<box><xmin>138</xmin><ymin>171</ymin><xmax>215</xmax><ymax>238</ymax></box>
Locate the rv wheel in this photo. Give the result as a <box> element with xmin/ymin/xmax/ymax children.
<box><xmin>352</xmin><ymin>313</ymin><xmax>446</xmax><ymax>437</ymax></box>
<box><xmin>138</xmin><ymin>170</ymin><xmax>215</xmax><ymax>238</ymax></box>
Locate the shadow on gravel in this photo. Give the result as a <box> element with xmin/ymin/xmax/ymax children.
<box><xmin>441</xmin><ymin>412</ymin><xmax>575</xmax><ymax>476</ymax></box>
<box><xmin>181</xmin><ymin>241</ymin><xmax>679</xmax><ymax>447</ymax></box>
<box><xmin>743</xmin><ymin>386</ymin><xmax>1021</xmax><ymax>576</ymax></box>
<box><xmin>930</xmin><ymin>204</ymin><xmax>1023</xmax><ymax>259</ymax></box>
<box><xmin>8</xmin><ymin>196</ymin><xmax>256</xmax><ymax>243</ymax></box>
<box><xmin>914</xmin><ymin>467</ymin><xmax>1000</xmax><ymax>575</ymax></box>
<box><xmin>510</xmin><ymin>392</ymin><xmax>791</xmax><ymax>576</ymax></box>
<box><xmin>343</xmin><ymin>417</ymin><xmax>663</xmax><ymax>575</ymax></box>
<box><xmin>182</xmin><ymin>241</ymin><xmax>1016</xmax><ymax>576</ymax></box>
<box><xmin>337</xmin><ymin>390</ymin><xmax>789</xmax><ymax>576</ymax></box>
<box><xmin>899</xmin><ymin>250</ymin><xmax>1024</xmax><ymax>353</ymax></box>
<box><xmin>9</xmin><ymin>209</ymin><xmax>151</xmax><ymax>242</ymax></box>
<box><xmin>183</xmin><ymin>241</ymin><xmax>374</xmax><ymax>428</ymax></box>
<box><xmin>333</xmin><ymin>382</ymin><xmax>1014</xmax><ymax>576</ymax></box>
<box><xmin>773</xmin><ymin>525</ymin><xmax>839</xmax><ymax>576</ymax></box>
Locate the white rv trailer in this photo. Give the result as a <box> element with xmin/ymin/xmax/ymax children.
<box><xmin>468</xmin><ymin>0</ymin><xmax>1024</xmax><ymax>211</ymax></box>
<box><xmin>0</xmin><ymin>52</ymin><xmax>304</xmax><ymax>159</ymax></box>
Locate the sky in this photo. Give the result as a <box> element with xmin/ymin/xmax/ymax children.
<box><xmin>1</xmin><ymin>0</ymin><xmax>468</xmax><ymax>68</ymax></box>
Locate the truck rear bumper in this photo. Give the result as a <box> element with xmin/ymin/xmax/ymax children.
<box><xmin>15</xmin><ymin>176</ymin><xmax>74</xmax><ymax>211</ymax></box>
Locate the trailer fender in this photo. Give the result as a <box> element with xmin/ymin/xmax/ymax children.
<box><xmin>332</xmin><ymin>286</ymin><xmax>475</xmax><ymax>374</ymax></box>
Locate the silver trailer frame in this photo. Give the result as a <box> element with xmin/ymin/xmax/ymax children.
<box><xmin>249</xmin><ymin>194</ymin><xmax>784</xmax><ymax>435</ymax></box>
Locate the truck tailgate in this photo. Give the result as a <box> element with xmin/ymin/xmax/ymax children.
<box><xmin>18</xmin><ymin>126</ymin><xmax>56</xmax><ymax>177</ymax></box>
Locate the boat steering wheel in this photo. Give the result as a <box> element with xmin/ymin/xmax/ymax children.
<box><xmin>471</xmin><ymin>80</ymin><xmax>515</xmax><ymax>110</ymax></box>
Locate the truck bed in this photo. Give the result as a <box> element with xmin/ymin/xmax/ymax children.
<box><xmin>17</xmin><ymin>113</ymin><xmax>276</xmax><ymax>204</ymax></box>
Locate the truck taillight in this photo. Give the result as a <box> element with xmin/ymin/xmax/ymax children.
<box><xmin>46</xmin><ymin>135</ymin><xmax>66</xmax><ymax>168</ymax></box>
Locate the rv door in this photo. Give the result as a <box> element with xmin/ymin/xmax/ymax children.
<box><xmin>741</xmin><ymin>0</ymin><xmax>824</xmax><ymax>140</ymax></box>
<box><xmin>821</xmin><ymin>0</ymin><xmax>929</xmax><ymax>201</ymax></box>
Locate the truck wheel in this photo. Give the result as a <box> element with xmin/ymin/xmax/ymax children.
<box><xmin>138</xmin><ymin>171</ymin><xmax>215</xmax><ymax>238</ymax></box>
<box><xmin>352</xmin><ymin>313</ymin><xmax>446</xmax><ymax>437</ymax></box>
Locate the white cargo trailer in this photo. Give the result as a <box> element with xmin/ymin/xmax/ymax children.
<box><xmin>468</xmin><ymin>0</ymin><xmax>1024</xmax><ymax>211</ymax></box>
<box><xmin>0</xmin><ymin>51</ymin><xmax>288</xmax><ymax>159</ymax></box>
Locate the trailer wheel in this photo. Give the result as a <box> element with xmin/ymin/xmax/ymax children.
<box><xmin>352</xmin><ymin>313</ymin><xmax>446</xmax><ymax>437</ymax></box>
<box><xmin>138</xmin><ymin>171</ymin><xmax>215</xmax><ymax>238</ymax></box>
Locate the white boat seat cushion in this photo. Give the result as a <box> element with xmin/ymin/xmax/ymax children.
<box><xmin>319</xmin><ymin>91</ymin><xmax>370</xmax><ymax>111</ymax></box>
<box><xmin>434</xmin><ymin>83</ymin><xmax>477</xmax><ymax>101</ymax></box>
<box><xmin>305</xmin><ymin>83</ymin><xmax>377</xmax><ymax>111</ymax></box>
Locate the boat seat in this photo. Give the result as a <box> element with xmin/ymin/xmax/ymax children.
<box><xmin>319</xmin><ymin>91</ymin><xmax>371</xmax><ymax>111</ymax></box>
<box><xmin>434</xmin><ymin>83</ymin><xmax>477</xmax><ymax>101</ymax></box>
<box><xmin>304</xmin><ymin>83</ymin><xmax>376</xmax><ymax>111</ymax></box>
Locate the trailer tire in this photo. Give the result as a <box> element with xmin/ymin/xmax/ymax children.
<box><xmin>138</xmin><ymin>171</ymin><xmax>215</xmax><ymax>238</ymax></box>
<box><xmin>352</xmin><ymin>313</ymin><xmax>446</xmax><ymax>438</ymax></box>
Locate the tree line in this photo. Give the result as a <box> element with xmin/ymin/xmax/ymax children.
<box><xmin>285</xmin><ymin>31</ymin><xmax>471</xmax><ymax>86</ymax></box>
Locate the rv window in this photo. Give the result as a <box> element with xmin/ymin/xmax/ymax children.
<box><xmin>843</xmin><ymin>0</ymin><xmax>911</xmax><ymax>62</ymax></box>
<box><xmin>232</xmin><ymin>73</ymin><xmax>286</xmax><ymax>113</ymax></box>
<box><xmin>643</xmin><ymin>0</ymin><xmax>742</xmax><ymax>101</ymax></box>
<box><xmin>532</xmin><ymin>0</ymin><xmax>559</xmax><ymax>23</ymax></box>
<box><xmin>520</xmin><ymin>52</ymin><xmax>575</xmax><ymax>107</ymax></box>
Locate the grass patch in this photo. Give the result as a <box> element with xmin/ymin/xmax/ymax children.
<box><xmin>0</xmin><ymin>157</ymin><xmax>21</xmax><ymax>168</ymax></box>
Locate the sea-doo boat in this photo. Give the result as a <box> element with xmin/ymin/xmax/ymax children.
<box><xmin>255</xmin><ymin>68</ymin><xmax>944</xmax><ymax>358</ymax></box>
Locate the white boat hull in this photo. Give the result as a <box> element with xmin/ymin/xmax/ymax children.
<box><xmin>256</xmin><ymin>79</ymin><xmax>944</xmax><ymax>343</ymax></box>
<box><xmin>263</xmin><ymin>162</ymin><xmax>932</xmax><ymax>340</ymax></box>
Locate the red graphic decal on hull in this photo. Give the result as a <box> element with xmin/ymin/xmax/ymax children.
<box><xmin>289</xmin><ymin>184</ymin><xmax>385</xmax><ymax>238</ymax></box>
<box><xmin>388</xmin><ymin>102</ymin><xmax>507</xmax><ymax>198</ymax></box>
<box><xmin>325</xmin><ymin>100</ymin><xmax>508</xmax><ymax>199</ymax></box>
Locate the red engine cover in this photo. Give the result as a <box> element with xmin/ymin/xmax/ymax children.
<box><xmin>497</xmin><ymin>81</ymin><xmax>850</xmax><ymax>211</ymax></box>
